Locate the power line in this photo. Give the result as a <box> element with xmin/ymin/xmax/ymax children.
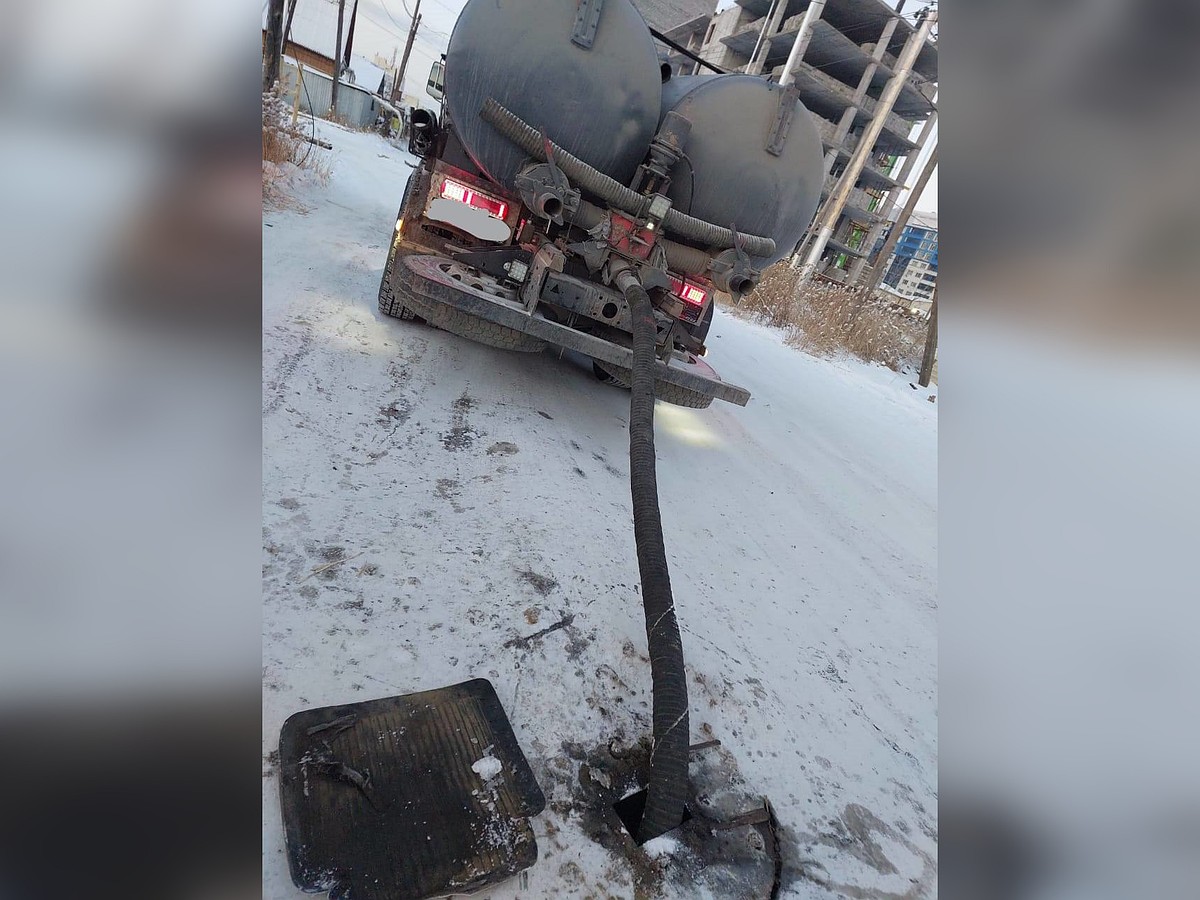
<box><xmin>358</xmin><ymin>9</ymin><xmax>410</xmax><ymax>41</ymax></box>
<box><xmin>417</xmin><ymin>0</ymin><xmax>464</xmax><ymax>17</ymax></box>
<box><xmin>359</xmin><ymin>7</ymin><xmax>448</xmax><ymax>48</ymax></box>
<box><xmin>377</xmin><ymin>0</ymin><xmax>447</xmax><ymax>39</ymax></box>
<box><xmin>377</xmin><ymin>0</ymin><xmax>410</xmax><ymax>34</ymax></box>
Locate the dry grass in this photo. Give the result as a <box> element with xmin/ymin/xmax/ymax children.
<box><xmin>262</xmin><ymin>86</ymin><xmax>303</xmax><ymax>167</ymax></box>
<box><xmin>262</xmin><ymin>84</ymin><xmax>331</xmax><ymax>208</ymax></box>
<box><xmin>726</xmin><ymin>262</ymin><xmax>929</xmax><ymax>373</ymax></box>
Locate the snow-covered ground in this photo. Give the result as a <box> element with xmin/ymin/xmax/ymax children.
<box><xmin>263</xmin><ymin>120</ymin><xmax>937</xmax><ymax>898</ymax></box>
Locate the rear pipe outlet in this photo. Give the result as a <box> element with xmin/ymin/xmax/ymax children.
<box><xmin>538</xmin><ymin>196</ymin><xmax>563</xmax><ymax>220</ymax></box>
<box><xmin>515</xmin><ymin>162</ymin><xmax>579</xmax><ymax>226</ymax></box>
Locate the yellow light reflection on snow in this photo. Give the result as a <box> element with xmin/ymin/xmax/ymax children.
<box><xmin>654</xmin><ymin>402</ymin><xmax>722</xmax><ymax>449</ymax></box>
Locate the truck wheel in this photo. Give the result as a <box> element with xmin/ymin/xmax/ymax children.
<box><xmin>409</xmin><ymin>293</ymin><xmax>548</xmax><ymax>352</ymax></box>
<box><xmin>378</xmin><ymin>171</ymin><xmax>428</xmax><ymax>321</ymax></box>
<box><xmin>592</xmin><ymin>360</ymin><xmax>629</xmax><ymax>388</ymax></box>
<box><xmin>379</xmin><ymin>244</ymin><xmax>420</xmax><ymax>321</ymax></box>
<box><xmin>592</xmin><ymin>361</ymin><xmax>715</xmax><ymax>410</ymax></box>
<box><xmin>399</xmin><ymin>259</ymin><xmax>548</xmax><ymax>353</ymax></box>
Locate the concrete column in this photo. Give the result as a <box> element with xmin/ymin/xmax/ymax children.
<box><xmin>745</xmin><ymin>0</ymin><xmax>788</xmax><ymax>76</ymax></box>
<box><xmin>794</xmin><ymin>8</ymin><xmax>936</xmax><ymax>281</ymax></box>
<box><xmin>825</xmin><ymin>18</ymin><xmax>902</xmax><ymax>198</ymax></box>
<box><xmin>802</xmin><ymin>16</ymin><xmax>900</xmax><ymax>265</ymax></box>
<box><xmin>847</xmin><ymin>107</ymin><xmax>937</xmax><ymax>283</ymax></box>
<box><xmin>822</xmin><ymin>106</ymin><xmax>857</xmax><ymax>179</ymax></box>
<box><xmin>820</xmin><ymin>149</ymin><xmax>837</xmax><ymax>180</ymax></box>
<box><xmin>840</xmin><ymin>16</ymin><xmax>900</xmax><ymax>142</ymax></box>
<box><xmin>855</xmin><ymin>143</ymin><xmax>938</xmax><ymax>298</ymax></box>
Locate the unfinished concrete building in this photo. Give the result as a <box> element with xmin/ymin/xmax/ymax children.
<box><xmin>660</xmin><ymin>13</ymin><xmax>717</xmax><ymax>76</ymax></box>
<box><xmin>633</xmin><ymin>0</ymin><xmax>718</xmax><ymax>34</ymax></box>
<box><xmin>692</xmin><ymin>0</ymin><xmax>937</xmax><ymax>280</ymax></box>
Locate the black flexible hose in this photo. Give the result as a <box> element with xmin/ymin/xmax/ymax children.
<box><xmin>481</xmin><ymin>99</ymin><xmax>777</xmax><ymax>259</ymax></box>
<box><xmin>614</xmin><ymin>268</ymin><xmax>691</xmax><ymax>843</ymax></box>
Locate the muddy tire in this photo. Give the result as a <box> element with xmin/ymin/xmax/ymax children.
<box><xmin>407</xmin><ymin>291</ymin><xmax>548</xmax><ymax>352</ymax></box>
<box><xmin>592</xmin><ymin>360</ymin><xmax>630</xmax><ymax>388</ymax></box>
<box><xmin>379</xmin><ymin>245</ymin><xmax>420</xmax><ymax>320</ymax></box>
<box><xmin>378</xmin><ymin>171</ymin><xmax>427</xmax><ymax>321</ymax></box>
<box><xmin>395</xmin><ymin>259</ymin><xmax>547</xmax><ymax>353</ymax></box>
<box><xmin>592</xmin><ymin>361</ymin><xmax>715</xmax><ymax>410</ymax></box>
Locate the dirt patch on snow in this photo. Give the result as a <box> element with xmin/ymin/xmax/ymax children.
<box><xmin>518</xmin><ymin>569</ymin><xmax>558</xmax><ymax>596</ymax></box>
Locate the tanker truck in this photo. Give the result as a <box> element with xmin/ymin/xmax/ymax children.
<box><xmin>378</xmin><ymin>0</ymin><xmax>825</xmax><ymax>409</ymax></box>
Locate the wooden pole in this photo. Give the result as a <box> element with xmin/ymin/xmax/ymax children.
<box><xmin>343</xmin><ymin>0</ymin><xmax>359</xmax><ymax>73</ymax></box>
<box><xmin>330</xmin><ymin>0</ymin><xmax>346</xmax><ymax>119</ymax></box>
<box><xmin>918</xmin><ymin>287</ymin><xmax>938</xmax><ymax>387</ymax></box>
<box><xmin>282</xmin><ymin>0</ymin><xmax>300</xmax><ymax>55</ymax></box>
<box><xmin>262</xmin><ymin>0</ymin><xmax>285</xmax><ymax>92</ymax></box>
<box><xmin>394</xmin><ymin>0</ymin><xmax>423</xmax><ymax>104</ymax></box>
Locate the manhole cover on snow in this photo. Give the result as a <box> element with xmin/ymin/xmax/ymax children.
<box><xmin>278</xmin><ymin>679</ymin><xmax>545</xmax><ymax>900</ymax></box>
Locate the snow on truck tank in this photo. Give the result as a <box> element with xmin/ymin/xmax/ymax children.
<box><xmin>444</xmin><ymin>0</ymin><xmax>662</xmax><ymax>192</ymax></box>
<box><xmin>659</xmin><ymin>75</ymin><xmax>825</xmax><ymax>267</ymax></box>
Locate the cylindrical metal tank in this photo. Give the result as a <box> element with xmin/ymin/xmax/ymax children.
<box><xmin>444</xmin><ymin>0</ymin><xmax>662</xmax><ymax>193</ymax></box>
<box><xmin>660</xmin><ymin>75</ymin><xmax>825</xmax><ymax>266</ymax></box>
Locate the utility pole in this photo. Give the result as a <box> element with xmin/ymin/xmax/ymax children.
<box><xmin>794</xmin><ymin>7</ymin><xmax>937</xmax><ymax>283</ymax></box>
<box><xmin>858</xmin><ymin>144</ymin><xmax>937</xmax><ymax>299</ymax></box>
<box><xmin>393</xmin><ymin>0</ymin><xmax>423</xmax><ymax>103</ymax></box>
<box><xmin>744</xmin><ymin>0</ymin><xmax>785</xmax><ymax>76</ymax></box>
<box><xmin>263</xmin><ymin>0</ymin><xmax>285</xmax><ymax>92</ymax></box>
<box><xmin>282</xmin><ymin>0</ymin><xmax>300</xmax><ymax>55</ymax></box>
<box><xmin>343</xmin><ymin>0</ymin><xmax>359</xmax><ymax>74</ymax></box>
<box><xmin>918</xmin><ymin>287</ymin><xmax>938</xmax><ymax>387</ymax></box>
<box><xmin>778</xmin><ymin>0</ymin><xmax>829</xmax><ymax>87</ymax></box>
<box><xmin>330</xmin><ymin>0</ymin><xmax>346</xmax><ymax>119</ymax></box>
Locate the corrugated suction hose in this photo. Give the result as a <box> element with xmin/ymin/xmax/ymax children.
<box><xmin>481</xmin><ymin>98</ymin><xmax>776</xmax><ymax>259</ymax></box>
<box><xmin>613</xmin><ymin>266</ymin><xmax>690</xmax><ymax>843</ymax></box>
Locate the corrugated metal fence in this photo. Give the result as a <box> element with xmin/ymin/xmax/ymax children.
<box><xmin>279</xmin><ymin>59</ymin><xmax>383</xmax><ymax>129</ymax></box>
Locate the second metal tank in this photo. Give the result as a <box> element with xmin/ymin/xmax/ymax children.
<box><xmin>659</xmin><ymin>75</ymin><xmax>825</xmax><ymax>267</ymax></box>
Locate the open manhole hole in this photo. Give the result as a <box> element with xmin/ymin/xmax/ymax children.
<box><xmin>612</xmin><ymin>788</ymin><xmax>693</xmax><ymax>845</ymax></box>
<box><xmin>563</xmin><ymin>739</ymin><xmax>784</xmax><ymax>896</ymax></box>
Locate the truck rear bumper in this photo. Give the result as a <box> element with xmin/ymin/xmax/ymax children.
<box><xmin>396</xmin><ymin>254</ymin><xmax>751</xmax><ymax>407</ymax></box>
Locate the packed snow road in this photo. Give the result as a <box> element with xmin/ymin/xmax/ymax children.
<box><xmin>263</xmin><ymin>121</ymin><xmax>937</xmax><ymax>899</ymax></box>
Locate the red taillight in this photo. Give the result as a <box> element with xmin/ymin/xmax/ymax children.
<box><xmin>440</xmin><ymin>178</ymin><xmax>508</xmax><ymax>219</ymax></box>
<box><xmin>670</xmin><ymin>276</ymin><xmax>707</xmax><ymax>307</ymax></box>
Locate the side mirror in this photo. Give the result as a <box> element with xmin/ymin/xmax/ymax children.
<box><xmin>426</xmin><ymin>60</ymin><xmax>445</xmax><ymax>102</ymax></box>
<box><xmin>409</xmin><ymin>107</ymin><xmax>440</xmax><ymax>157</ymax></box>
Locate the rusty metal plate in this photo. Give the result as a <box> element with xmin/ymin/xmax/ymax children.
<box><xmin>278</xmin><ymin>679</ymin><xmax>545</xmax><ymax>900</ymax></box>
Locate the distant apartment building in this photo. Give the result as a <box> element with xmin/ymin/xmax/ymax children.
<box><xmin>877</xmin><ymin>210</ymin><xmax>937</xmax><ymax>309</ymax></box>
<box><xmin>689</xmin><ymin>0</ymin><xmax>937</xmax><ymax>279</ymax></box>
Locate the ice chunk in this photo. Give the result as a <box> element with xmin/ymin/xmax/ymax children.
<box><xmin>471</xmin><ymin>754</ymin><xmax>502</xmax><ymax>781</ymax></box>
